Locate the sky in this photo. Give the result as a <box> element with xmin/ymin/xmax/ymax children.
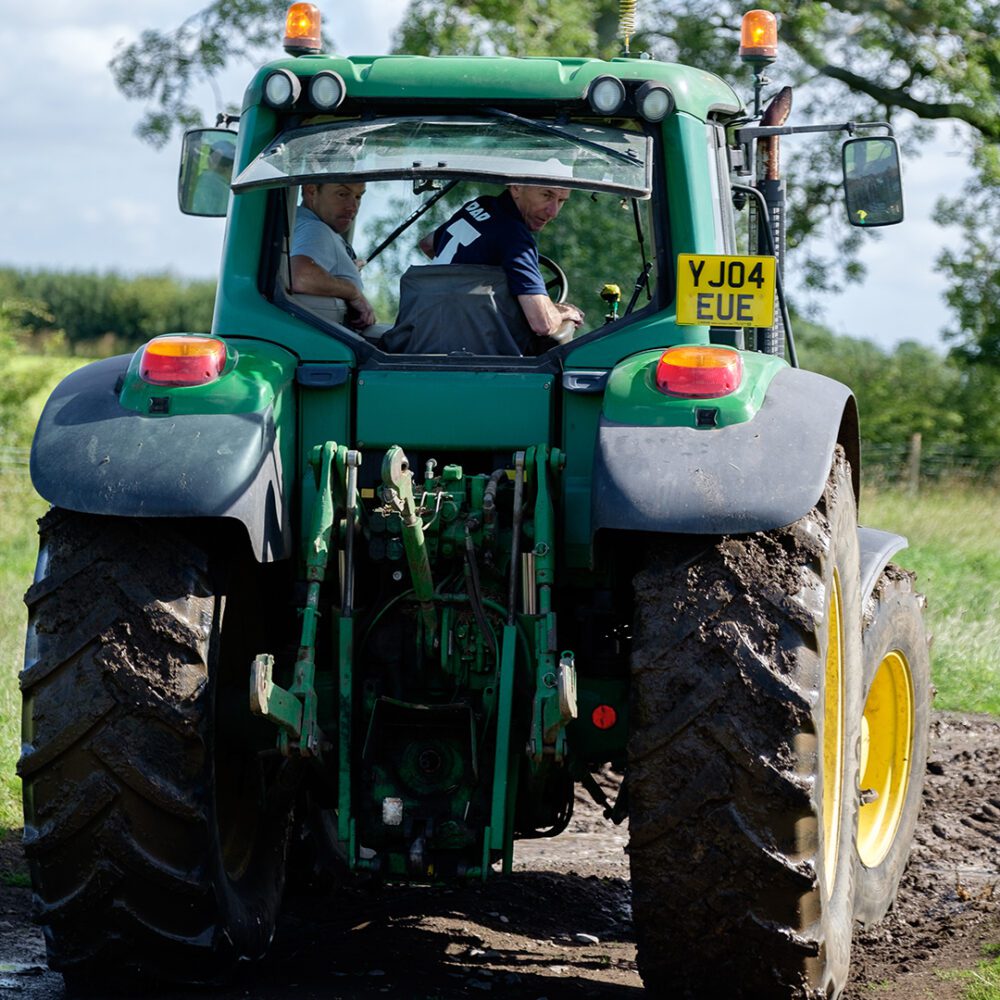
<box><xmin>0</xmin><ymin>1</ymin><xmax>972</xmax><ymax>352</ymax></box>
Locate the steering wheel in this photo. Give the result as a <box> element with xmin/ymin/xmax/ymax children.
<box><xmin>538</xmin><ymin>254</ymin><xmax>568</xmax><ymax>304</ymax></box>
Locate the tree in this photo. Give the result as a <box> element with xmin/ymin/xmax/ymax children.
<box><xmin>934</xmin><ymin>141</ymin><xmax>1000</xmax><ymax>369</ymax></box>
<box><xmin>110</xmin><ymin>1</ymin><xmax>332</xmax><ymax>148</ymax></box>
<box><xmin>795</xmin><ymin>316</ymin><xmax>965</xmax><ymax>450</ymax></box>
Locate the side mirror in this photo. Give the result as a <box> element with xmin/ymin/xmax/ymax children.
<box><xmin>178</xmin><ymin>128</ymin><xmax>238</xmax><ymax>217</ymax></box>
<box><xmin>842</xmin><ymin>136</ymin><xmax>904</xmax><ymax>228</ymax></box>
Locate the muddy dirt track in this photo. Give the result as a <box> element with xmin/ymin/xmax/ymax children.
<box><xmin>0</xmin><ymin>710</ymin><xmax>996</xmax><ymax>1000</ymax></box>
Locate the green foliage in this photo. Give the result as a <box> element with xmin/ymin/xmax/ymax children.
<box><xmin>0</xmin><ymin>269</ymin><xmax>216</xmax><ymax>354</ymax></box>
<box><xmin>795</xmin><ymin>317</ymin><xmax>966</xmax><ymax>449</ymax></box>
<box><xmin>393</xmin><ymin>0</ymin><xmax>621</xmax><ymax>58</ymax></box>
<box><xmin>935</xmin><ymin>141</ymin><xmax>1000</xmax><ymax>370</ymax></box>
<box><xmin>0</xmin><ymin>289</ymin><xmax>64</xmax><ymax>445</ymax></box>
<box><xmin>795</xmin><ymin>315</ymin><xmax>1000</xmax><ymax>481</ymax></box>
<box><xmin>109</xmin><ymin>1</ymin><xmax>317</xmax><ymax>147</ymax></box>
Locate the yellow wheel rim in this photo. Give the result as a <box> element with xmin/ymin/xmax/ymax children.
<box><xmin>857</xmin><ymin>648</ymin><xmax>914</xmax><ymax>868</ymax></box>
<box><xmin>822</xmin><ymin>570</ymin><xmax>845</xmax><ymax>897</ymax></box>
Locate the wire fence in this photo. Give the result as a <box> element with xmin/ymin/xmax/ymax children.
<box><xmin>3</xmin><ymin>439</ymin><xmax>1000</xmax><ymax>488</ymax></box>
<box><xmin>863</xmin><ymin>437</ymin><xmax>1000</xmax><ymax>489</ymax></box>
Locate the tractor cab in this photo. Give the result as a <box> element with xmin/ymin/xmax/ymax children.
<box><xmin>184</xmin><ymin>94</ymin><xmax>666</xmax><ymax>359</ymax></box>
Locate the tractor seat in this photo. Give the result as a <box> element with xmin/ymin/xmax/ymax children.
<box><xmin>378</xmin><ymin>265</ymin><xmax>535</xmax><ymax>356</ymax></box>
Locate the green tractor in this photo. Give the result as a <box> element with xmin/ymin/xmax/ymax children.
<box><xmin>19</xmin><ymin>5</ymin><xmax>930</xmax><ymax>996</ymax></box>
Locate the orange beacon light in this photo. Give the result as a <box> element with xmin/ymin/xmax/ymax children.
<box><xmin>739</xmin><ymin>9</ymin><xmax>778</xmax><ymax>65</ymax></box>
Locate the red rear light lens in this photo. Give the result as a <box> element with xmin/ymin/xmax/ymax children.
<box><xmin>654</xmin><ymin>346</ymin><xmax>743</xmax><ymax>398</ymax></box>
<box><xmin>140</xmin><ymin>335</ymin><xmax>227</xmax><ymax>387</ymax></box>
<box><xmin>592</xmin><ymin>705</ymin><xmax>618</xmax><ymax>730</ymax></box>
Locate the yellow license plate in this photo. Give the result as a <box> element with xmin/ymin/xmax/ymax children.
<box><xmin>676</xmin><ymin>253</ymin><xmax>776</xmax><ymax>327</ymax></box>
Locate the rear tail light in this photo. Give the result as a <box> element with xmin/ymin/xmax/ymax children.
<box><xmin>654</xmin><ymin>346</ymin><xmax>743</xmax><ymax>398</ymax></box>
<box><xmin>140</xmin><ymin>335</ymin><xmax>227</xmax><ymax>387</ymax></box>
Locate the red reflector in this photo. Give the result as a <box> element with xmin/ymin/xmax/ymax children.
<box><xmin>140</xmin><ymin>335</ymin><xmax>227</xmax><ymax>387</ymax></box>
<box><xmin>592</xmin><ymin>705</ymin><xmax>618</xmax><ymax>730</ymax></box>
<box><xmin>654</xmin><ymin>346</ymin><xmax>743</xmax><ymax>398</ymax></box>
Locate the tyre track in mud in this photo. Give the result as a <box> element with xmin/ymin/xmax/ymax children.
<box><xmin>1</xmin><ymin>711</ymin><xmax>996</xmax><ymax>999</ymax></box>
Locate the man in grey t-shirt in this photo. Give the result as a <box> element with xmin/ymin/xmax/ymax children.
<box><xmin>290</xmin><ymin>182</ymin><xmax>377</xmax><ymax>330</ymax></box>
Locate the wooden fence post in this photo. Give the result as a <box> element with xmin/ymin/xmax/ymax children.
<box><xmin>907</xmin><ymin>432</ymin><xmax>922</xmax><ymax>495</ymax></box>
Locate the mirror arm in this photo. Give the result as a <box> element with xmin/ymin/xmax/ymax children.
<box><xmin>735</xmin><ymin>120</ymin><xmax>894</xmax><ymax>144</ymax></box>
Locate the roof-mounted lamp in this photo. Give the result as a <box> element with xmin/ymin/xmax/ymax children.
<box><xmin>284</xmin><ymin>3</ymin><xmax>322</xmax><ymax>56</ymax></box>
<box><xmin>739</xmin><ymin>10</ymin><xmax>779</xmax><ymax>116</ymax></box>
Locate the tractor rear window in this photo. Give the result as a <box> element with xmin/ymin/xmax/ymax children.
<box><xmin>234</xmin><ymin>115</ymin><xmax>651</xmax><ymax>197</ymax></box>
<box><xmin>249</xmin><ymin>113</ymin><xmax>659</xmax><ymax>357</ymax></box>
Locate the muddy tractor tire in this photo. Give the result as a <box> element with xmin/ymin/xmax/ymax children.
<box><xmin>628</xmin><ymin>448</ymin><xmax>863</xmax><ymax>998</ymax></box>
<box><xmin>853</xmin><ymin>566</ymin><xmax>931</xmax><ymax>926</ymax></box>
<box><xmin>18</xmin><ymin>510</ymin><xmax>294</xmax><ymax>986</ymax></box>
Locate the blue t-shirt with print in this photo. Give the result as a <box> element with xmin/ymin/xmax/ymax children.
<box><xmin>430</xmin><ymin>190</ymin><xmax>547</xmax><ymax>296</ymax></box>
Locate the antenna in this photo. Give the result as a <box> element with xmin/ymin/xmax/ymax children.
<box><xmin>619</xmin><ymin>0</ymin><xmax>637</xmax><ymax>56</ymax></box>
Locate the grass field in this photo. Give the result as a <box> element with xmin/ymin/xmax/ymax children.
<box><xmin>862</xmin><ymin>485</ymin><xmax>1000</xmax><ymax>714</ymax></box>
<box><xmin>0</xmin><ymin>476</ymin><xmax>46</xmax><ymax>828</ymax></box>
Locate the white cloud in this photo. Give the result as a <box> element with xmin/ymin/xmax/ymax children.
<box><xmin>81</xmin><ymin>199</ymin><xmax>159</xmax><ymax>227</ymax></box>
<box><xmin>46</xmin><ymin>26</ymin><xmax>125</xmax><ymax>83</ymax></box>
<box><xmin>346</xmin><ymin>0</ymin><xmax>411</xmax><ymax>51</ymax></box>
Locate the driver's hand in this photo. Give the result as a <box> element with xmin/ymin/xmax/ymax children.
<box><xmin>347</xmin><ymin>291</ymin><xmax>376</xmax><ymax>329</ymax></box>
<box><xmin>556</xmin><ymin>303</ymin><xmax>585</xmax><ymax>329</ymax></box>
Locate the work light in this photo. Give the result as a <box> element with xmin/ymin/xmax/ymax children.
<box><xmin>586</xmin><ymin>75</ymin><xmax>627</xmax><ymax>115</ymax></box>
<box><xmin>309</xmin><ymin>71</ymin><xmax>346</xmax><ymax>111</ymax></box>
<box><xmin>263</xmin><ymin>70</ymin><xmax>301</xmax><ymax>110</ymax></box>
<box><xmin>636</xmin><ymin>82</ymin><xmax>674</xmax><ymax>122</ymax></box>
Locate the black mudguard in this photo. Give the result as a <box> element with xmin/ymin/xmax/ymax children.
<box><xmin>858</xmin><ymin>526</ymin><xmax>908</xmax><ymax>606</ymax></box>
<box><xmin>591</xmin><ymin>366</ymin><xmax>860</xmax><ymax>536</ymax></box>
<box><xmin>30</xmin><ymin>355</ymin><xmax>293</xmax><ymax>561</ymax></box>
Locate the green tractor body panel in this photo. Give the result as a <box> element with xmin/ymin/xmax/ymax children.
<box><xmin>243</xmin><ymin>54</ymin><xmax>742</xmax><ymax>116</ymax></box>
<box><xmin>23</xmin><ymin>25</ymin><xmax>923</xmax><ymax>995</ymax></box>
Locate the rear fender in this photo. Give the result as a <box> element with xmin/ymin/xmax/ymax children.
<box><xmin>30</xmin><ymin>340</ymin><xmax>298</xmax><ymax>561</ymax></box>
<box><xmin>858</xmin><ymin>527</ymin><xmax>908</xmax><ymax>607</ymax></box>
<box><xmin>591</xmin><ymin>365</ymin><xmax>860</xmax><ymax>536</ymax></box>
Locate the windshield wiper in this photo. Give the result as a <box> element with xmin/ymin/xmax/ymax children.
<box><xmin>365</xmin><ymin>180</ymin><xmax>459</xmax><ymax>265</ymax></box>
<box><xmin>479</xmin><ymin>107</ymin><xmax>640</xmax><ymax>168</ymax></box>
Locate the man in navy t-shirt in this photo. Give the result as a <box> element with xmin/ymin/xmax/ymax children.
<box><xmin>420</xmin><ymin>185</ymin><xmax>585</xmax><ymax>341</ymax></box>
